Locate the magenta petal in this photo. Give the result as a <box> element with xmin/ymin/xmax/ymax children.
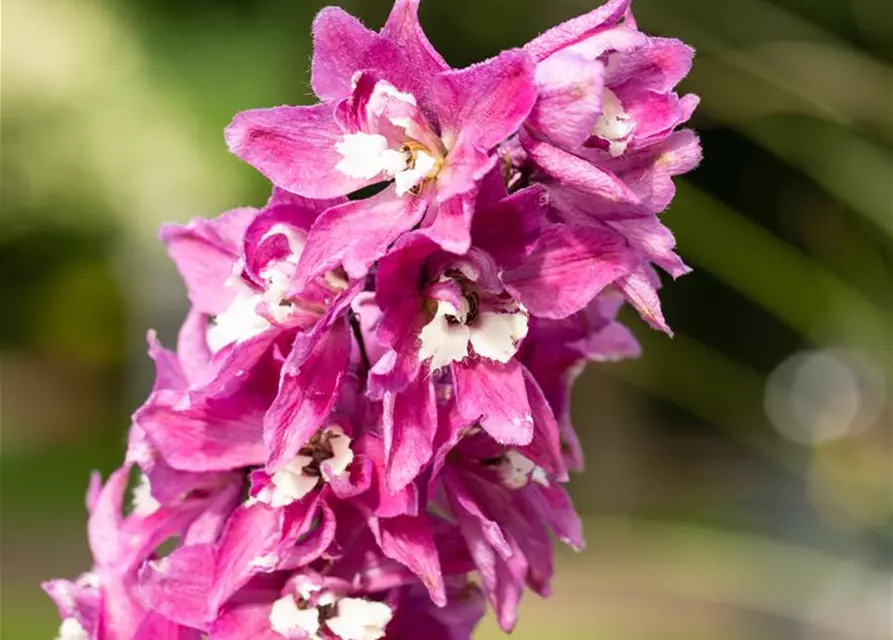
<box><xmin>139</xmin><ymin>544</ymin><xmax>215</xmax><ymax>630</ymax></box>
<box><xmin>472</xmin><ymin>185</ymin><xmax>548</xmax><ymax>270</ymax></box>
<box><xmin>528</xmin><ymin>51</ymin><xmax>604</xmax><ymax>149</ymax></box>
<box><xmin>160</xmin><ymin>208</ymin><xmax>255</xmax><ymax>316</ymax></box>
<box><xmin>533</xmin><ymin>483</ymin><xmax>585</xmax><ymax>551</ymax></box>
<box><xmin>294</xmin><ymin>188</ymin><xmax>427</xmax><ymax>286</ymax></box>
<box><xmin>517</xmin><ymin>369</ymin><xmax>567</xmax><ymax>481</ymax></box>
<box><xmin>436</xmin><ymin>136</ymin><xmax>495</xmax><ymax>206</ymax></box>
<box><xmin>382</xmin><ymin>0</ymin><xmax>450</xmax><ymax>80</ymax></box>
<box><xmin>445</xmin><ymin>472</ymin><xmax>523</xmax><ymax>631</ymax></box>
<box><xmin>176</xmin><ymin>310</ymin><xmax>212</xmax><ymax>383</ymax></box>
<box><xmin>386</xmin><ymin>581</ymin><xmax>486</xmax><ymax>640</ymax></box>
<box><xmin>183</xmin><ymin>481</ymin><xmax>243</xmax><ymax>546</ymax></box>
<box><xmin>242</xmin><ymin>195</ymin><xmax>344</xmax><ymax>285</ymax></box>
<box><xmin>503</xmin><ymin>224</ymin><xmax>636</xmax><ymax>319</ymax></box>
<box><xmin>453</xmin><ymin>359</ymin><xmax>533</xmax><ymax>446</ymax></box>
<box><xmin>382</xmin><ymin>373</ymin><xmax>437</xmax><ymax>493</ymax></box>
<box><xmin>210</xmin><ymin>601</ymin><xmax>280</xmax><ymax>640</ymax></box>
<box><xmin>417</xmin><ymin>194</ymin><xmax>474</xmax><ymax>255</ymax></box>
<box><xmin>622</xmin><ymin>87</ymin><xmax>685</xmax><ymax>144</ymax></box>
<box><xmin>209</xmin><ymin>503</ymin><xmax>283</xmax><ymax>612</ymax></box>
<box><xmin>225</xmin><ymin>103</ymin><xmax>366</xmax><ymax>198</ymax></box>
<box><xmin>522</xmin><ymin>133</ymin><xmax>639</xmax><ymax>203</ymax></box>
<box><xmin>371</xmin><ymin>515</ymin><xmax>446</xmax><ymax>606</ymax></box>
<box><xmin>146</xmin><ymin>330</ymin><xmax>187</xmax><ymax>393</ymax></box>
<box><xmin>311</xmin><ymin>7</ymin><xmax>378</xmax><ymax>101</ymax></box>
<box><xmin>609</xmin><ymin>214</ymin><xmax>690</xmax><ymax>278</ymax></box>
<box><xmin>616</xmin><ymin>266</ymin><xmax>672</xmax><ymax>334</ymax></box>
<box><xmin>524</xmin><ymin>0</ymin><xmax>631</xmax><ymax>62</ymax></box>
<box><xmin>87</xmin><ymin>467</ymin><xmax>129</xmax><ymax>568</ymax></box>
<box><xmin>133</xmin><ymin>612</ymin><xmax>202</xmax><ymax>640</ymax></box>
<box><xmin>433</xmin><ymin>50</ymin><xmax>537</xmax><ymax>150</ymax></box>
<box><xmin>134</xmin><ymin>388</ymin><xmax>266</xmax><ymax>473</ymax></box>
<box><xmin>264</xmin><ymin>319</ymin><xmax>351</xmax><ymax>470</ymax></box>
<box><xmin>279</xmin><ymin>502</ymin><xmax>337</xmax><ymax>570</ymax></box>
<box><xmin>606</xmin><ymin>37</ymin><xmax>694</xmax><ymax>93</ymax></box>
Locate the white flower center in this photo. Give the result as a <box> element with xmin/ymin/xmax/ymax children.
<box><xmin>258</xmin><ymin>426</ymin><xmax>354</xmax><ymax>508</ymax></box>
<box><xmin>326</xmin><ymin>598</ymin><xmax>393</xmax><ymax>640</ymax></box>
<box><xmin>500</xmin><ymin>450</ymin><xmax>550</xmax><ymax>489</ymax></box>
<box><xmin>270</xmin><ymin>595</ymin><xmax>323</xmax><ymax>639</ymax></box>
<box><xmin>130</xmin><ymin>472</ymin><xmax>160</xmax><ymax>516</ymax></box>
<box><xmin>269</xmin><ymin>592</ymin><xmax>392</xmax><ymax>640</ymax></box>
<box><xmin>56</xmin><ymin>618</ymin><xmax>88</xmax><ymax>640</ymax></box>
<box><xmin>335</xmin><ymin>133</ymin><xmax>409</xmax><ymax>180</ymax></box>
<box><xmin>206</xmin><ymin>291</ymin><xmax>271</xmax><ymax>353</ymax></box>
<box><xmin>418</xmin><ymin>295</ymin><xmax>528</xmax><ymax>370</ymax></box>
<box><xmin>335</xmin><ymin>81</ymin><xmax>441</xmax><ymax>196</ymax></box>
<box><xmin>593</xmin><ymin>88</ymin><xmax>635</xmax><ymax>157</ymax></box>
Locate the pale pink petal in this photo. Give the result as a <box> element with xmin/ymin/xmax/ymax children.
<box><xmin>528</xmin><ymin>51</ymin><xmax>604</xmax><ymax>149</ymax></box>
<box><xmin>160</xmin><ymin>208</ymin><xmax>255</xmax><ymax>316</ymax></box>
<box><xmin>524</xmin><ymin>0</ymin><xmax>632</xmax><ymax>62</ymax></box>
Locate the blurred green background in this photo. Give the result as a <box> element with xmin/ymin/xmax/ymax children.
<box><xmin>1</xmin><ymin>0</ymin><xmax>891</xmax><ymax>638</ymax></box>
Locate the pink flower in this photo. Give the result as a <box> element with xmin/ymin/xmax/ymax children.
<box><xmin>516</xmin><ymin>0</ymin><xmax>701</xmax><ymax>333</ymax></box>
<box><xmin>224</xmin><ymin>1</ymin><xmax>537</xmax><ymax>281</ymax></box>
<box><xmin>44</xmin><ymin>465</ymin><xmax>233</xmax><ymax>639</ymax></box>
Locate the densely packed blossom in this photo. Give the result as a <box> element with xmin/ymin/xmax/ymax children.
<box><xmin>45</xmin><ymin>0</ymin><xmax>698</xmax><ymax>637</ymax></box>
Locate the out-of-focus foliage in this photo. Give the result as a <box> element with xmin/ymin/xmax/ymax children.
<box><xmin>1</xmin><ymin>0</ymin><xmax>890</xmax><ymax>638</ymax></box>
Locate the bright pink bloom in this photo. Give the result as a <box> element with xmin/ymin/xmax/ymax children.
<box><xmin>47</xmin><ymin>2</ymin><xmax>700</xmax><ymax>637</ymax></box>
<box><xmin>225</xmin><ymin>1</ymin><xmax>537</xmax><ymax>281</ymax></box>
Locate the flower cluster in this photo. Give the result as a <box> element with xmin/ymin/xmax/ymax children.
<box><xmin>44</xmin><ymin>1</ymin><xmax>699</xmax><ymax>638</ymax></box>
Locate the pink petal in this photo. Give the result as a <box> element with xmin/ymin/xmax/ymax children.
<box><xmin>516</xmin><ymin>369</ymin><xmax>567</xmax><ymax>482</ymax></box>
<box><xmin>134</xmin><ymin>388</ymin><xmax>267</xmax><ymax>472</ymax></box>
<box><xmin>503</xmin><ymin>223</ymin><xmax>636</xmax><ymax>319</ymax></box>
<box><xmin>382</xmin><ymin>373</ymin><xmax>437</xmax><ymax>493</ymax></box>
<box><xmin>433</xmin><ymin>50</ymin><xmax>537</xmax><ymax>150</ymax></box>
<box><xmin>522</xmin><ymin>133</ymin><xmax>639</xmax><ymax>203</ymax></box>
<box><xmin>160</xmin><ymin>208</ymin><xmax>255</xmax><ymax>316</ymax></box>
<box><xmin>371</xmin><ymin>515</ymin><xmax>446</xmax><ymax>606</ymax></box>
<box><xmin>210</xmin><ymin>601</ymin><xmax>280</xmax><ymax>640</ymax></box>
<box><xmin>139</xmin><ymin>544</ymin><xmax>215</xmax><ymax>630</ymax></box>
<box><xmin>133</xmin><ymin>612</ymin><xmax>203</xmax><ymax>640</ymax></box>
<box><xmin>524</xmin><ymin>0</ymin><xmax>632</xmax><ymax>62</ymax></box>
<box><xmin>532</xmin><ymin>483</ymin><xmax>585</xmax><ymax>551</ymax></box>
<box><xmin>293</xmin><ymin>187</ymin><xmax>427</xmax><ymax>287</ymax></box>
<box><xmin>264</xmin><ymin>319</ymin><xmax>351</xmax><ymax>470</ymax></box>
<box><xmin>606</xmin><ymin>37</ymin><xmax>694</xmax><ymax>93</ymax></box>
<box><xmin>311</xmin><ymin>7</ymin><xmax>378</xmax><ymax>101</ymax></box>
<box><xmin>382</xmin><ymin>0</ymin><xmax>450</xmax><ymax>80</ymax></box>
<box><xmin>616</xmin><ymin>265</ymin><xmax>671</xmax><ymax>334</ymax></box>
<box><xmin>471</xmin><ymin>185</ymin><xmax>548</xmax><ymax>270</ymax></box>
<box><xmin>225</xmin><ymin>103</ymin><xmax>367</xmax><ymax>198</ymax></box>
<box><xmin>87</xmin><ymin>466</ymin><xmax>129</xmax><ymax>567</ymax></box>
<box><xmin>417</xmin><ymin>193</ymin><xmax>474</xmax><ymax>255</ymax></box>
<box><xmin>209</xmin><ymin>503</ymin><xmax>283</xmax><ymax>612</ymax></box>
<box><xmin>453</xmin><ymin>359</ymin><xmax>533</xmax><ymax>446</ymax></box>
<box><xmin>609</xmin><ymin>214</ymin><xmax>691</xmax><ymax>278</ymax></box>
<box><xmin>528</xmin><ymin>51</ymin><xmax>604</xmax><ymax>149</ymax></box>
<box><xmin>176</xmin><ymin>309</ymin><xmax>212</xmax><ymax>384</ymax></box>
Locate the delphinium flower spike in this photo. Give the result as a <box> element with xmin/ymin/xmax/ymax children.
<box><xmin>45</xmin><ymin>1</ymin><xmax>699</xmax><ymax>638</ymax></box>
